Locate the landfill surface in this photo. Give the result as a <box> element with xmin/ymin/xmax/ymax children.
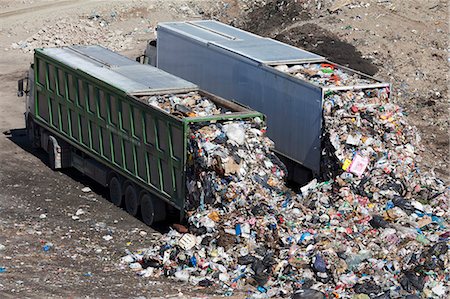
<box><xmin>121</xmin><ymin>87</ymin><xmax>449</xmax><ymax>298</ymax></box>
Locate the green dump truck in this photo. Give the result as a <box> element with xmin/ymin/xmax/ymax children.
<box><xmin>18</xmin><ymin>45</ymin><xmax>262</xmax><ymax>225</ymax></box>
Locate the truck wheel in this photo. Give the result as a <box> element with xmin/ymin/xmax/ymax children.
<box><xmin>124</xmin><ymin>184</ymin><xmax>139</xmax><ymax>216</ymax></box>
<box><xmin>109</xmin><ymin>176</ymin><xmax>123</xmax><ymax>207</ymax></box>
<box><xmin>141</xmin><ymin>193</ymin><xmax>155</xmax><ymax>226</ymax></box>
<box><xmin>141</xmin><ymin>193</ymin><xmax>166</xmax><ymax>226</ymax></box>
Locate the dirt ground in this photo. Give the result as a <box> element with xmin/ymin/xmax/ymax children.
<box><xmin>0</xmin><ymin>0</ymin><xmax>448</xmax><ymax>298</ymax></box>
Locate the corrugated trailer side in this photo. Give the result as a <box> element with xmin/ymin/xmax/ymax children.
<box><xmin>155</xmin><ymin>21</ymin><xmax>390</xmax><ymax>183</ymax></box>
<box><xmin>156</xmin><ymin>23</ymin><xmax>323</xmax><ymax>177</ymax></box>
<box><xmin>33</xmin><ymin>48</ymin><xmax>189</xmax><ymax>211</ymax></box>
<box><xmin>28</xmin><ymin>46</ymin><xmax>262</xmax><ymax>224</ymax></box>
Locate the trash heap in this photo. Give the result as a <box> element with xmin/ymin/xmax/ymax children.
<box><xmin>274</xmin><ymin>63</ymin><xmax>377</xmax><ymax>87</ymax></box>
<box><xmin>122</xmin><ymin>87</ymin><xmax>449</xmax><ymax>298</ymax></box>
<box><xmin>147</xmin><ymin>91</ymin><xmax>225</xmax><ymax>117</ymax></box>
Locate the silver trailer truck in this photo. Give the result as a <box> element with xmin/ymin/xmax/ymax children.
<box><xmin>150</xmin><ymin>20</ymin><xmax>390</xmax><ymax>183</ymax></box>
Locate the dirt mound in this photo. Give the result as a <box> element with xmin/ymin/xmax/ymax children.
<box><xmin>237</xmin><ymin>0</ymin><xmax>378</xmax><ymax>75</ymax></box>
<box><xmin>241</xmin><ymin>0</ymin><xmax>311</xmax><ymax>34</ymax></box>
<box><xmin>274</xmin><ymin>23</ymin><xmax>378</xmax><ymax>76</ymax></box>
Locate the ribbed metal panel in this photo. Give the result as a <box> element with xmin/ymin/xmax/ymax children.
<box><xmin>158</xmin><ymin>20</ymin><xmax>323</xmax><ymax>63</ymax></box>
<box><xmin>39</xmin><ymin>46</ymin><xmax>197</xmax><ymax>93</ymax></box>
<box><xmin>157</xmin><ymin>21</ymin><xmax>389</xmax><ymax>175</ymax></box>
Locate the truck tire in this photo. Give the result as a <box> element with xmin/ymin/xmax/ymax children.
<box><xmin>124</xmin><ymin>183</ymin><xmax>139</xmax><ymax>216</ymax></box>
<box><xmin>141</xmin><ymin>192</ymin><xmax>166</xmax><ymax>226</ymax></box>
<box><xmin>141</xmin><ymin>193</ymin><xmax>155</xmax><ymax>226</ymax></box>
<box><xmin>109</xmin><ymin>176</ymin><xmax>123</xmax><ymax>207</ymax></box>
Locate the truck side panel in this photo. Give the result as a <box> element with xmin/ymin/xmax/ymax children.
<box><xmin>157</xmin><ymin>31</ymin><xmax>323</xmax><ymax>172</ymax></box>
<box><xmin>33</xmin><ymin>54</ymin><xmax>185</xmax><ymax>209</ymax></box>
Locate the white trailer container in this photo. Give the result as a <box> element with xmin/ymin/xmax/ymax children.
<box><xmin>154</xmin><ymin>20</ymin><xmax>390</xmax><ymax>182</ymax></box>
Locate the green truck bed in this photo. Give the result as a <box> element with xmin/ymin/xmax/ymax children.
<box><xmin>32</xmin><ymin>45</ymin><xmax>262</xmax><ymax>214</ymax></box>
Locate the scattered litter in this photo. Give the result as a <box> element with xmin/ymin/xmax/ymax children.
<box><xmin>39</xmin><ymin>213</ymin><xmax>47</xmax><ymax>219</ymax></box>
<box><xmin>102</xmin><ymin>235</ymin><xmax>113</xmax><ymax>241</ymax></box>
<box><xmin>329</xmin><ymin>0</ymin><xmax>352</xmax><ymax>12</ymax></box>
<box><xmin>178</xmin><ymin>234</ymin><xmax>196</xmax><ymax>251</ymax></box>
<box><xmin>81</xmin><ymin>187</ymin><xmax>92</xmax><ymax>193</ymax></box>
<box><xmin>172</xmin><ymin>224</ymin><xmax>189</xmax><ymax>233</ymax></box>
<box><xmin>75</xmin><ymin>208</ymin><xmax>85</xmax><ymax>216</ymax></box>
<box><xmin>42</xmin><ymin>242</ymin><xmax>53</xmax><ymax>252</ymax></box>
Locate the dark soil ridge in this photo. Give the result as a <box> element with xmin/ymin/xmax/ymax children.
<box><xmin>239</xmin><ymin>0</ymin><xmax>378</xmax><ymax>76</ymax></box>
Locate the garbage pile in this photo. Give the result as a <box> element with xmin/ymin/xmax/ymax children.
<box><xmin>274</xmin><ymin>63</ymin><xmax>377</xmax><ymax>87</ymax></box>
<box><xmin>121</xmin><ymin>87</ymin><xmax>449</xmax><ymax>298</ymax></box>
<box><xmin>146</xmin><ymin>92</ymin><xmax>225</xmax><ymax>117</ymax></box>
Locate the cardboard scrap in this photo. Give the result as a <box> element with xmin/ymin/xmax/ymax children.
<box><xmin>349</xmin><ymin>154</ymin><xmax>369</xmax><ymax>177</ymax></box>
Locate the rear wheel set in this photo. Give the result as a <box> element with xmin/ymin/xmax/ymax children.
<box><xmin>124</xmin><ymin>183</ymin><xmax>139</xmax><ymax>216</ymax></box>
<box><xmin>141</xmin><ymin>192</ymin><xmax>166</xmax><ymax>226</ymax></box>
<box><xmin>109</xmin><ymin>176</ymin><xmax>123</xmax><ymax>207</ymax></box>
<box><xmin>107</xmin><ymin>174</ymin><xmax>167</xmax><ymax>226</ymax></box>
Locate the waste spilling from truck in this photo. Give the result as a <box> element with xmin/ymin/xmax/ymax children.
<box><xmin>20</xmin><ymin>45</ymin><xmax>263</xmax><ymax>226</ymax></box>
<box><xmin>120</xmin><ymin>20</ymin><xmax>449</xmax><ymax>298</ymax></box>
<box><xmin>154</xmin><ymin>20</ymin><xmax>392</xmax><ymax>183</ymax></box>
<box><xmin>274</xmin><ymin>63</ymin><xmax>377</xmax><ymax>87</ymax></box>
<box><xmin>121</xmin><ymin>87</ymin><xmax>449</xmax><ymax>298</ymax></box>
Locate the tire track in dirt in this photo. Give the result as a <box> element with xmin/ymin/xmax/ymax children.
<box><xmin>0</xmin><ymin>0</ymin><xmax>85</xmax><ymax>18</ymax></box>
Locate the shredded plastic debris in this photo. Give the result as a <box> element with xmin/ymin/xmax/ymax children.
<box><xmin>274</xmin><ymin>63</ymin><xmax>377</xmax><ymax>87</ymax></box>
<box><xmin>121</xmin><ymin>87</ymin><xmax>449</xmax><ymax>298</ymax></box>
